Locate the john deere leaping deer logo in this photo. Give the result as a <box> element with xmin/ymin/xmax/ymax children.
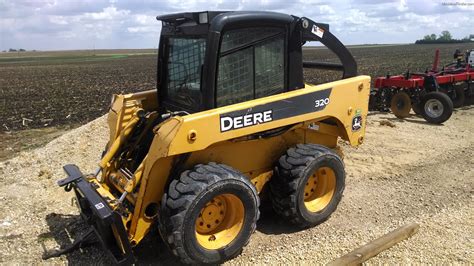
<box><xmin>352</xmin><ymin>114</ymin><xmax>362</xmax><ymax>131</ymax></box>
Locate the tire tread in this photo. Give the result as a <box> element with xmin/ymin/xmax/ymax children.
<box><xmin>160</xmin><ymin>162</ymin><xmax>260</xmax><ymax>264</ymax></box>
<box><xmin>270</xmin><ymin>144</ymin><xmax>344</xmax><ymax>228</ymax></box>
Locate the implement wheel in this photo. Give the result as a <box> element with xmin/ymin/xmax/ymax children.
<box><xmin>159</xmin><ymin>163</ymin><xmax>259</xmax><ymax>264</ymax></box>
<box><xmin>420</xmin><ymin>92</ymin><xmax>453</xmax><ymax>124</ymax></box>
<box><xmin>412</xmin><ymin>102</ymin><xmax>422</xmax><ymax>115</ymax></box>
<box><xmin>270</xmin><ymin>144</ymin><xmax>345</xmax><ymax>228</ymax></box>
<box><xmin>450</xmin><ymin>82</ymin><xmax>467</xmax><ymax>108</ymax></box>
<box><xmin>466</xmin><ymin>82</ymin><xmax>474</xmax><ymax>105</ymax></box>
<box><xmin>390</xmin><ymin>91</ymin><xmax>411</xmax><ymax>118</ymax></box>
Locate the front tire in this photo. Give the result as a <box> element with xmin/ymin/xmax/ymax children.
<box><xmin>270</xmin><ymin>144</ymin><xmax>345</xmax><ymax>228</ymax></box>
<box><xmin>159</xmin><ymin>163</ymin><xmax>260</xmax><ymax>264</ymax></box>
<box><xmin>420</xmin><ymin>92</ymin><xmax>453</xmax><ymax>124</ymax></box>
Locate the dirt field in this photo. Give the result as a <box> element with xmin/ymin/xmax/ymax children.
<box><xmin>0</xmin><ymin>50</ymin><xmax>157</xmax><ymax>132</ymax></box>
<box><xmin>0</xmin><ymin>105</ymin><xmax>472</xmax><ymax>264</ymax></box>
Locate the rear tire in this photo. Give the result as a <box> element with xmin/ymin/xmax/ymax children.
<box><xmin>159</xmin><ymin>163</ymin><xmax>260</xmax><ymax>264</ymax></box>
<box><xmin>270</xmin><ymin>144</ymin><xmax>345</xmax><ymax>228</ymax></box>
<box><xmin>451</xmin><ymin>84</ymin><xmax>465</xmax><ymax>108</ymax></box>
<box><xmin>412</xmin><ymin>102</ymin><xmax>422</xmax><ymax>115</ymax></box>
<box><xmin>390</xmin><ymin>91</ymin><xmax>411</xmax><ymax>118</ymax></box>
<box><xmin>465</xmin><ymin>92</ymin><xmax>474</xmax><ymax>105</ymax></box>
<box><xmin>465</xmin><ymin>82</ymin><xmax>474</xmax><ymax>105</ymax></box>
<box><xmin>420</xmin><ymin>92</ymin><xmax>453</xmax><ymax>124</ymax></box>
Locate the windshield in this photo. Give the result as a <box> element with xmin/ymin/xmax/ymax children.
<box><xmin>166</xmin><ymin>37</ymin><xmax>206</xmax><ymax>108</ymax></box>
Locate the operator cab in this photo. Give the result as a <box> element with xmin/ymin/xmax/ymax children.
<box><xmin>156</xmin><ymin>11</ymin><xmax>357</xmax><ymax>114</ymax></box>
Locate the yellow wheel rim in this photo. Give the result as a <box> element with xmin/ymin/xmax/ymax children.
<box><xmin>303</xmin><ymin>167</ymin><xmax>336</xmax><ymax>213</ymax></box>
<box><xmin>195</xmin><ymin>194</ymin><xmax>244</xmax><ymax>250</ymax></box>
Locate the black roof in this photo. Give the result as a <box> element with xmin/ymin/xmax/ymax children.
<box><xmin>156</xmin><ymin>11</ymin><xmax>226</xmax><ymax>23</ymax></box>
<box><xmin>156</xmin><ymin>11</ymin><xmax>295</xmax><ymax>27</ymax></box>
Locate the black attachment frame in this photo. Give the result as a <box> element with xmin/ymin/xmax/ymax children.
<box><xmin>46</xmin><ymin>164</ymin><xmax>135</xmax><ymax>265</ymax></box>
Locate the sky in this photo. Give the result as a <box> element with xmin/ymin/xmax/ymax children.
<box><xmin>0</xmin><ymin>0</ymin><xmax>473</xmax><ymax>51</ymax></box>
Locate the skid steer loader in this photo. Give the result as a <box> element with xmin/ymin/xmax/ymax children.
<box><xmin>47</xmin><ymin>11</ymin><xmax>370</xmax><ymax>264</ymax></box>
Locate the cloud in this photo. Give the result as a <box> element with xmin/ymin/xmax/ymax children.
<box><xmin>0</xmin><ymin>0</ymin><xmax>473</xmax><ymax>50</ymax></box>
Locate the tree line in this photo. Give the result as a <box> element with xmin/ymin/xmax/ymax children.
<box><xmin>6</xmin><ymin>48</ymin><xmax>27</xmax><ymax>52</ymax></box>
<box><xmin>415</xmin><ymin>31</ymin><xmax>474</xmax><ymax>44</ymax></box>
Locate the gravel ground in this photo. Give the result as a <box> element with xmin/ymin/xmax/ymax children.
<box><xmin>0</xmin><ymin>106</ymin><xmax>473</xmax><ymax>264</ymax></box>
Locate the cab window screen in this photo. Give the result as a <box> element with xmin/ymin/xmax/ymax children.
<box><xmin>221</xmin><ymin>27</ymin><xmax>283</xmax><ymax>53</ymax></box>
<box><xmin>217</xmin><ymin>28</ymin><xmax>285</xmax><ymax>107</ymax></box>
<box><xmin>255</xmin><ymin>38</ymin><xmax>284</xmax><ymax>98</ymax></box>
<box><xmin>216</xmin><ymin>48</ymin><xmax>254</xmax><ymax>106</ymax></box>
<box><xmin>167</xmin><ymin>37</ymin><xmax>206</xmax><ymax>107</ymax></box>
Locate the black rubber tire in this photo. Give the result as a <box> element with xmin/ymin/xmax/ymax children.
<box><xmin>420</xmin><ymin>92</ymin><xmax>453</xmax><ymax>124</ymax></box>
<box><xmin>465</xmin><ymin>82</ymin><xmax>474</xmax><ymax>105</ymax></box>
<box><xmin>465</xmin><ymin>93</ymin><xmax>474</xmax><ymax>105</ymax></box>
<box><xmin>390</xmin><ymin>91</ymin><xmax>411</xmax><ymax>118</ymax></box>
<box><xmin>451</xmin><ymin>84</ymin><xmax>466</xmax><ymax>108</ymax></box>
<box><xmin>159</xmin><ymin>163</ymin><xmax>260</xmax><ymax>264</ymax></box>
<box><xmin>269</xmin><ymin>144</ymin><xmax>345</xmax><ymax>228</ymax></box>
<box><xmin>412</xmin><ymin>102</ymin><xmax>422</xmax><ymax>115</ymax></box>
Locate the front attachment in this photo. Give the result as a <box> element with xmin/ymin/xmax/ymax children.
<box><xmin>45</xmin><ymin>164</ymin><xmax>135</xmax><ymax>265</ymax></box>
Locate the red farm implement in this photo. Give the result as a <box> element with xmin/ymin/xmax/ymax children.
<box><xmin>369</xmin><ymin>49</ymin><xmax>474</xmax><ymax>124</ymax></box>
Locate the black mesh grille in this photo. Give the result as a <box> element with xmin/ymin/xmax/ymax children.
<box><xmin>217</xmin><ymin>28</ymin><xmax>285</xmax><ymax>107</ymax></box>
<box><xmin>255</xmin><ymin>38</ymin><xmax>284</xmax><ymax>97</ymax></box>
<box><xmin>221</xmin><ymin>28</ymin><xmax>282</xmax><ymax>53</ymax></box>
<box><xmin>167</xmin><ymin>38</ymin><xmax>206</xmax><ymax>106</ymax></box>
<box><xmin>217</xmin><ymin>48</ymin><xmax>254</xmax><ymax>106</ymax></box>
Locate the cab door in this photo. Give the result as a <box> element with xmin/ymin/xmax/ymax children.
<box><xmin>214</xmin><ymin>27</ymin><xmax>287</xmax><ymax>107</ymax></box>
